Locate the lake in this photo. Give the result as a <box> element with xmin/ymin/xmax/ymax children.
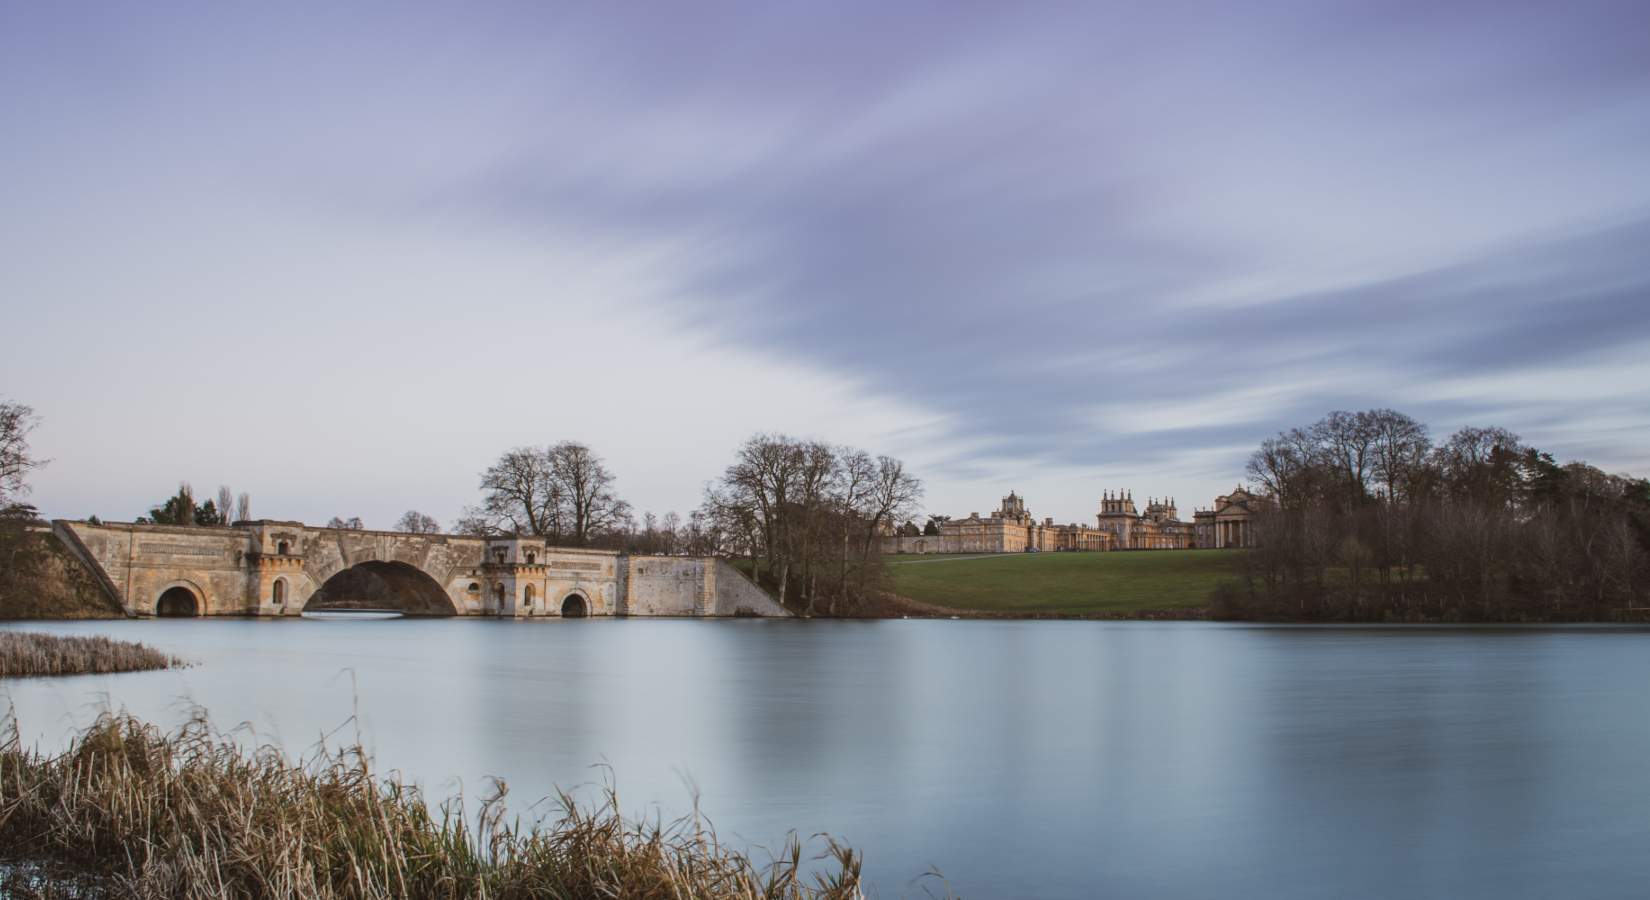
<box><xmin>4</xmin><ymin>619</ymin><xmax>1648</xmax><ymax>899</ymax></box>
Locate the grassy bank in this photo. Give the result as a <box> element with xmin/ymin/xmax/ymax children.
<box><xmin>888</xmin><ymin>549</ymin><xmax>1243</xmax><ymax>616</ymax></box>
<box><xmin>0</xmin><ymin>631</ymin><xmax>182</xmax><ymax>678</ymax></box>
<box><xmin>0</xmin><ymin>711</ymin><xmax>869</xmax><ymax>900</ymax></box>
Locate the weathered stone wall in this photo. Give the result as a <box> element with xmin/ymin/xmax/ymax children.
<box><xmin>63</xmin><ymin>522</ymin><xmax>255</xmax><ymax>616</ymax></box>
<box><xmin>623</xmin><ymin>557</ymin><xmax>712</xmax><ymax>616</ymax></box>
<box><xmin>53</xmin><ymin>520</ymin><xmax>787</xmax><ymax>618</ymax></box>
<box><xmin>710</xmin><ymin>560</ymin><xmax>791</xmax><ymax>616</ymax></box>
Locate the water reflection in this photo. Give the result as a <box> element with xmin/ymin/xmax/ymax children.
<box><xmin>3</xmin><ymin>620</ymin><xmax>1648</xmax><ymax>899</ymax></box>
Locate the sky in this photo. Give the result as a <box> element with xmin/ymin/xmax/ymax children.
<box><xmin>3</xmin><ymin>1</ymin><xmax>1649</xmax><ymax>529</ymax></box>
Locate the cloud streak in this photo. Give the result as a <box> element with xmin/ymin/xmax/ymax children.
<box><xmin>4</xmin><ymin>1</ymin><xmax>1649</xmax><ymax>523</ymax></box>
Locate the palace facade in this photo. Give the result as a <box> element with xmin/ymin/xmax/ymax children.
<box><xmin>882</xmin><ymin>492</ymin><xmax>1113</xmax><ymax>555</ymax></box>
<box><xmin>884</xmin><ymin>485</ymin><xmax>1269</xmax><ymax>555</ymax></box>
<box><xmin>1095</xmin><ymin>491</ymin><xmax>1195</xmax><ymax>550</ymax></box>
<box><xmin>1192</xmin><ymin>487</ymin><xmax>1264</xmax><ymax>548</ymax></box>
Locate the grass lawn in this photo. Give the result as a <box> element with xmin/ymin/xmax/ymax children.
<box><xmin>887</xmin><ymin>550</ymin><xmax>1244</xmax><ymax>615</ymax></box>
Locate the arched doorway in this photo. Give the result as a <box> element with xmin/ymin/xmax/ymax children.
<box><xmin>156</xmin><ymin>586</ymin><xmax>200</xmax><ymax>617</ymax></box>
<box><xmin>561</xmin><ymin>594</ymin><xmax>588</xmax><ymax>618</ymax></box>
<box><xmin>303</xmin><ymin>561</ymin><xmax>458</xmax><ymax>616</ymax></box>
<box><xmin>272</xmin><ymin>578</ymin><xmax>287</xmax><ymax>608</ymax></box>
<box><xmin>524</xmin><ymin>584</ymin><xmax>536</xmax><ymax>611</ymax></box>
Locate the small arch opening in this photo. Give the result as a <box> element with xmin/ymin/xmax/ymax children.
<box><xmin>277</xmin><ymin>540</ymin><xmax>290</xmax><ymax>556</ymax></box>
<box><xmin>526</xmin><ymin>551</ymin><xmax>537</xmax><ymax>564</ymax></box>
<box><xmin>524</xmin><ymin>584</ymin><xmax>536</xmax><ymax>609</ymax></box>
<box><xmin>467</xmin><ymin>582</ymin><xmax>480</xmax><ymax>593</ymax></box>
<box><xmin>494</xmin><ymin>582</ymin><xmax>505</xmax><ymax>612</ymax></box>
<box><xmin>156</xmin><ymin>586</ymin><xmax>200</xmax><ymax>618</ymax></box>
<box><xmin>561</xmin><ymin>594</ymin><xmax>588</xmax><ymax>618</ymax></box>
<box><xmin>272</xmin><ymin>578</ymin><xmax>287</xmax><ymax>607</ymax></box>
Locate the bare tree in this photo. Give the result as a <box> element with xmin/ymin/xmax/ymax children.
<box><xmin>660</xmin><ymin>510</ymin><xmax>681</xmax><ymax>554</ymax></box>
<box><xmin>861</xmin><ymin>455</ymin><xmax>923</xmax><ymax>569</ymax></box>
<box><xmin>477</xmin><ymin>447</ymin><xmax>562</xmax><ymax>537</ymax></box>
<box><xmin>217</xmin><ymin>486</ymin><xmax>234</xmax><ymax>525</ymax></box>
<box><xmin>1367</xmin><ymin>409</ymin><xmax>1431</xmax><ymax>504</ymax></box>
<box><xmin>395</xmin><ymin>510</ymin><xmax>442</xmax><ymax>533</ymax></box>
<box><xmin>548</xmin><ymin>441</ymin><xmax>630</xmax><ymax>545</ymax></box>
<box><xmin>451</xmin><ymin>510</ymin><xmax>498</xmax><ymax>536</ymax></box>
<box><xmin>703</xmin><ymin>434</ymin><xmax>923</xmax><ymax>614</ymax></box>
<box><xmin>835</xmin><ymin>449</ymin><xmax>877</xmax><ymax>609</ymax></box>
<box><xmin>236</xmin><ymin>492</ymin><xmax>252</xmax><ymax>523</ymax></box>
<box><xmin>326</xmin><ymin>516</ymin><xmax>365</xmax><ymax>530</ymax></box>
<box><xmin>0</xmin><ymin>401</ymin><xmax>45</xmax><ymax>507</ymax></box>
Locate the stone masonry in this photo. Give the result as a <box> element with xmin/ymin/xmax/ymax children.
<box><xmin>53</xmin><ymin>520</ymin><xmax>790</xmax><ymax>618</ymax></box>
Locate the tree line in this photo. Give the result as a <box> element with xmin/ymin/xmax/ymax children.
<box><xmin>698</xmin><ymin>434</ymin><xmax>922</xmax><ymax>616</ymax></box>
<box><xmin>1226</xmin><ymin>409</ymin><xmax>1650</xmax><ymax>621</ymax></box>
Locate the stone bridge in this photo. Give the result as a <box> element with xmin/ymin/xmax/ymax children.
<box><xmin>52</xmin><ymin>520</ymin><xmax>788</xmax><ymax>619</ymax></box>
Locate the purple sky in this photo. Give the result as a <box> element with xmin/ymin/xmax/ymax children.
<box><xmin>4</xmin><ymin>1</ymin><xmax>1649</xmax><ymax>528</ymax></box>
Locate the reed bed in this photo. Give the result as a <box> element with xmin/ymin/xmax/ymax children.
<box><xmin>0</xmin><ymin>632</ymin><xmax>183</xmax><ymax>678</ymax></box>
<box><xmin>0</xmin><ymin>710</ymin><xmax>870</xmax><ymax>899</ymax></box>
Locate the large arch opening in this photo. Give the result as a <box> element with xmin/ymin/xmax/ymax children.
<box><xmin>156</xmin><ymin>586</ymin><xmax>200</xmax><ymax>617</ymax></box>
<box><xmin>561</xmin><ymin>594</ymin><xmax>588</xmax><ymax>618</ymax></box>
<box><xmin>304</xmin><ymin>561</ymin><xmax>457</xmax><ymax>616</ymax></box>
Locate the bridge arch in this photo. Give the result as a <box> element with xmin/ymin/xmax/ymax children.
<box><xmin>155</xmin><ymin>581</ymin><xmax>203</xmax><ymax>617</ymax></box>
<box><xmin>304</xmin><ymin>560</ymin><xmax>457</xmax><ymax>616</ymax></box>
<box><xmin>561</xmin><ymin>591</ymin><xmax>589</xmax><ymax>618</ymax></box>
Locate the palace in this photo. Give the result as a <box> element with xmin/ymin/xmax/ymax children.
<box><xmin>883</xmin><ymin>486</ymin><xmax>1267</xmax><ymax>555</ymax></box>
<box><xmin>881</xmin><ymin>492</ymin><xmax>1113</xmax><ymax>554</ymax></box>
<box><xmin>1095</xmin><ymin>491</ymin><xmax>1195</xmax><ymax>550</ymax></box>
<box><xmin>1192</xmin><ymin>486</ymin><xmax>1264</xmax><ymax>548</ymax></box>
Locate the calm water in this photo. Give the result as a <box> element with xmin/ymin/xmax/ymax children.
<box><xmin>4</xmin><ymin>619</ymin><xmax>1649</xmax><ymax>899</ymax></box>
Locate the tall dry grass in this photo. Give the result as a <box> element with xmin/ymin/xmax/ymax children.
<box><xmin>0</xmin><ymin>631</ymin><xmax>182</xmax><ymax>678</ymax></box>
<box><xmin>0</xmin><ymin>710</ymin><xmax>871</xmax><ymax>899</ymax></box>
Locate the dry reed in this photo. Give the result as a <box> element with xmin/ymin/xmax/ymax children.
<box><xmin>0</xmin><ymin>632</ymin><xmax>183</xmax><ymax>678</ymax></box>
<box><xmin>0</xmin><ymin>710</ymin><xmax>870</xmax><ymax>899</ymax></box>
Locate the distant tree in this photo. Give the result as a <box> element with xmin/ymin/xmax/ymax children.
<box><xmin>195</xmin><ymin>500</ymin><xmax>223</xmax><ymax>526</ymax></box>
<box><xmin>899</xmin><ymin>520</ymin><xmax>922</xmax><ymax>537</ymax></box>
<box><xmin>548</xmin><ymin>441</ymin><xmax>630</xmax><ymax>546</ymax></box>
<box><xmin>701</xmin><ymin>433</ymin><xmax>922</xmax><ymax>615</ymax></box>
<box><xmin>216</xmin><ymin>486</ymin><xmax>234</xmax><ymax>524</ymax></box>
<box><xmin>395</xmin><ymin>510</ymin><xmax>442</xmax><ymax>534</ymax></box>
<box><xmin>472</xmin><ymin>442</ymin><xmax>630</xmax><ymax>544</ymax></box>
<box><xmin>476</xmin><ymin>447</ymin><xmax>563</xmax><ymax>537</ymax></box>
<box><xmin>148</xmin><ymin>484</ymin><xmax>197</xmax><ymax>526</ymax></box>
<box><xmin>235</xmin><ymin>492</ymin><xmax>252</xmax><ymax>523</ymax></box>
<box><xmin>860</xmin><ymin>456</ymin><xmax>923</xmax><ymax>566</ymax></box>
<box><xmin>0</xmin><ymin>401</ymin><xmax>45</xmax><ymax>507</ymax></box>
<box><xmin>923</xmin><ymin>515</ymin><xmax>948</xmax><ymax>537</ymax></box>
<box><xmin>451</xmin><ymin>511</ymin><xmax>498</xmax><ymax>536</ymax></box>
<box><xmin>642</xmin><ymin>511</ymin><xmax>659</xmax><ymax>553</ymax></box>
<box><xmin>660</xmin><ymin>510</ymin><xmax>681</xmax><ymax>554</ymax></box>
<box><xmin>326</xmin><ymin>516</ymin><xmax>365</xmax><ymax>530</ymax></box>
